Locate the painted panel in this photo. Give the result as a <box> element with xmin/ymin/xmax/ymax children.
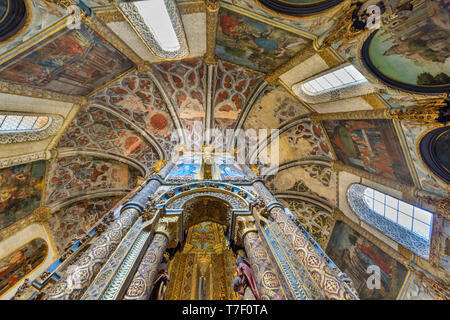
<box><xmin>152</xmin><ymin>58</ymin><xmax>206</xmax><ymax>134</ymax></box>
<box><xmin>366</xmin><ymin>2</ymin><xmax>449</xmax><ymax>89</ymax></box>
<box><xmin>213</xmin><ymin>60</ymin><xmax>263</xmax><ymax>131</ymax></box>
<box><xmin>0</xmin><ymin>23</ymin><xmax>133</xmax><ymax>95</ymax></box>
<box><xmin>0</xmin><ymin>160</ymin><xmax>46</xmax><ymax>231</ymax></box>
<box><xmin>93</xmin><ymin>70</ymin><xmax>176</xmax><ymax>154</ymax></box>
<box><xmin>216</xmin><ymin>7</ymin><xmax>310</xmax><ymax>72</ymax></box>
<box><xmin>323</xmin><ymin>119</ymin><xmax>414</xmax><ymax>185</ymax></box>
<box><xmin>267</xmin><ymin>164</ymin><xmax>336</xmax><ymax>205</ymax></box>
<box><xmin>0</xmin><ymin>238</ymin><xmax>47</xmax><ymax>296</ymax></box>
<box><xmin>326</xmin><ymin>221</ymin><xmax>408</xmax><ymax>300</ymax></box>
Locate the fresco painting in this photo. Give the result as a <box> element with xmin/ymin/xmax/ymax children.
<box><xmin>0</xmin><ymin>23</ymin><xmax>133</xmax><ymax>95</ymax></box>
<box><xmin>367</xmin><ymin>1</ymin><xmax>450</xmax><ymax>88</ymax></box>
<box><xmin>323</xmin><ymin>119</ymin><xmax>413</xmax><ymax>185</ymax></box>
<box><xmin>0</xmin><ymin>238</ymin><xmax>47</xmax><ymax>296</ymax></box>
<box><xmin>326</xmin><ymin>222</ymin><xmax>408</xmax><ymax>300</ymax></box>
<box><xmin>216</xmin><ymin>7</ymin><xmax>310</xmax><ymax>72</ymax></box>
<box><xmin>0</xmin><ymin>161</ymin><xmax>46</xmax><ymax>231</ymax></box>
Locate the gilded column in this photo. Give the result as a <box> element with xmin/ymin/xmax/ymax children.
<box><xmin>243</xmin><ymin>232</ymin><xmax>288</xmax><ymax>300</ymax></box>
<box><xmin>204</xmin><ymin>0</ymin><xmax>220</xmax><ymax>65</ymax></box>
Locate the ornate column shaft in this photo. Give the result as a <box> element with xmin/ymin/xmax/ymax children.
<box><xmin>265</xmin><ymin>46</ymin><xmax>316</xmax><ymax>85</ymax></box>
<box><xmin>243</xmin><ymin>232</ymin><xmax>288</xmax><ymax>300</ymax></box>
<box><xmin>42</xmin><ymin>160</ymin><xmax>175</xmax><ymax>300</ymax></box>
<box><xmin>123</xmin><ymin>233</ymin><xmax>168</xmax><ymax>300</ymax></box>
<box><xmin>204</xmin><ymin>0</ymin><xmax>220</xmax><ymax>65</ymax></box>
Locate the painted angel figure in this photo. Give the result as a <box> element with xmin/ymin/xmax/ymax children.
<box><xmin>232</xmin><ymin>257</ymin><xmax>261</xmax><ymax>300</ymax></box>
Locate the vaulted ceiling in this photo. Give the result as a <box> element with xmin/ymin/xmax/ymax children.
<box><xmin>0</xmin><ymin>0</ymin><xmax>449</xmax><ymax>299</ymax></box>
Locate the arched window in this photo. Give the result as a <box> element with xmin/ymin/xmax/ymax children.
<box><xmin>0</xmin><ymin>115</ymin><xmax>49</xmax><ymax>132</ymax></box>
<box><xmin>348</xmin><ymin>184</ymin><xmax>432</xmax><ymax>259</ymax></box>
<box><xmin>0</xmin><ymin>113</ymin><xmax>63</xmax><ymax>144</ymax></box>
<box><xmin>301</xmin><ymin>65</ymin><xmax>368</xmax><ymax>96</ymax></box>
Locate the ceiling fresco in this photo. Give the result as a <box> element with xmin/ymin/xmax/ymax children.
<box><xmin>44</xmin><ymin>155</ymin><xmax>139</xmax><ymax>205</ymax></box>
<box><xmin>0</xmin><ymin>23</ymin><xmax>134</xmax><ymax>95</ymax></box>
<box><xmin>216</xmin><ymin>6</ymin><xmax>311</xmax><ymax>72</ymax></box>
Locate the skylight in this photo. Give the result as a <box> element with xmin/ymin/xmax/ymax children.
<box><xmin>134</xmin><ymin>0</ymin><xmax>180</xmax><ymax>52</ymax></box>
<box><xmin>302</xmin><ymin>65</ymin><xmax>368</xmax><ymax>95</ymax></box>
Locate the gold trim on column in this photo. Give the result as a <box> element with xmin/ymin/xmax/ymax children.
<box><xmin>95</xmin><ymin>8</ymin><xmax>126</xmax><ymax>23</ymax></box>
<box><xmin>361</xmin><ymin>93</ymin><xmax>387</xmax><ymax>110</ymax></box>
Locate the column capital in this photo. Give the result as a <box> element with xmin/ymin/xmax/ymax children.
<box><xmin>234</xmin><ymin>215</ymin><xmax>257</xmax><ymax>246</ymax></box>
<box><xmin>154</xmin><ymin>216</ymin><xmax>180</xmax><ymax>246</ymax></box>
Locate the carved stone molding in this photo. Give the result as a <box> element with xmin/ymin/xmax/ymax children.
<box><xmin>310</xmin><ymin>103</ymin><xmax>446</xmax><ymax>124</ymax></box>
<box><xmin>0</xmin><ymin>150</ymin><xmax>50</xmax><ymax>169</ymax></box>
<box><xmin>95</xmin><ymin>9</ymin><xmax>126</xmax><ymax>23</ymax></box>
<box><xmin>178</xmin><ymin>1</ymin><xmax>206</xmax><ymax>15</ymax></box>
<box><xmin>204</xmin><ymin>0</ymin><xmax>220</xmax><ymax>65</ymax></box>
<box><xmin>265</xmin><ymin>46</ymin><xmax>316</xmax><ymax>85</ymax></box>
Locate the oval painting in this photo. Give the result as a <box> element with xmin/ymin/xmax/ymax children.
<box><xmin>362</xmin><ymin>1</ymin><xmax>450</xmax><ymax>93</ymax></box>
<box><xmin>419</xmin><ymin>126</ymin><xmax>450</xmax><ymax>185</ymax></box>
<box><xmin>0</xmin><ymin>238</ymin><xmax>48</xmax><ymax>296</ymax></box>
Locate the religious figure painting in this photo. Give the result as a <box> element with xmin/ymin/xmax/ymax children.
<box><xmin>0</xmin><ymin>160</ymin><xmax>46</xmax><ymax>231</ymax></box>
<box><xmin>322</xmin><ymin>119</ymin><xmax>413</xmax><ymax>185</ymax></box>
<box><xmin>0</xmin><ymin>23</ymin><xmax>133</xmax><ymax>95</ymax></box>
<box><xmin>215</xmin><ymin>7</ymin><xmax>310</xmax><ymax>72</ymax></box>
<box><xmin>216</xmin><ymin>157</ymin><xmax>246</xmax><ymax>180</ymax></box>
<box><xmin>0</xmin><ymin>238</ymin><xmax>47</xmax><ymax>297</ymax></box>
<box><xmin>167</xmin><ymin>156</ymin><xmax>201</xmax><ymax>180</ymax></box>
<box><xmin>326</xmin><ymin>222</ymin><xmax>408</xmax><ymax>300</ymax></box>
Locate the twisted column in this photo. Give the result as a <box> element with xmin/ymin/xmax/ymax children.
<box><xmin>243</xmin><ymin>232</ymin><xmax>288</xmax><ymax>300</ymax></box>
